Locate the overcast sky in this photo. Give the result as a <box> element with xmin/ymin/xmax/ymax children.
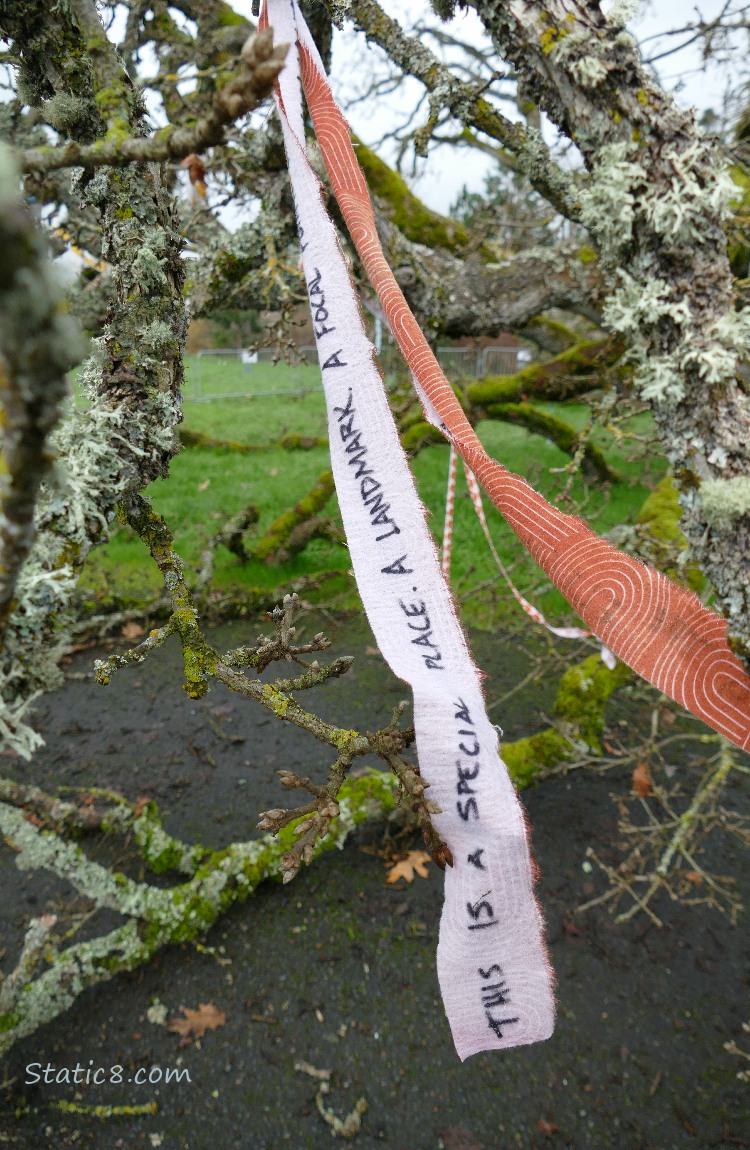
<box><xmin>226</xmin><ymin>0</ymin><xmax>741</xmax><ymax>215</ymax></box>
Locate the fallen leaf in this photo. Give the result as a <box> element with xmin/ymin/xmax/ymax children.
<box><xmin>365</xmin><ymin>646</ymin><xmax>382</xmax><ymax>657</ymax></box>
<box><xmin>386</xmin><ymin>849</ymin><xmax>431</xmax><ymax>884</ymax></box>
<box><xmin>631</xmin><ymin>761</ymin><xmax>653</xmax><ymax>797</ymax></box>
<box><xmin>269</xmin><ymin>468</ymin><xmax>278</xmax><ymax>477</ymax></box>
<box><xmin>685</xmin><ymin>870</ymin><xmax>703</xmax><ymax>886</ymax></box>
<box><xmin>64</xmin><ymin>639</ymin><xmax>101</xmax><ymax>654</ymax></box>
<box><xmin>537</xmin><ymin>1118</ymin><xmax>559</xmax><ymax>1138</ymax></box>
<box><xmin>197</xmin><ymin>479</ymin><xmax>211</xmax><ymax>492</ymax></box>
<box><xmin>121</xmin><ymin>621</ymin><xmax>145</xmax><ymax>640</ymax></box>
<box><xmin>133</xmin><ymin>796</ymin><xmax>151</xmax><ymax>817</ymax></box>
<box><xmin>168</xmin><ymin>1002</ymin><xmax>226</xmax><ymax>1045</ymax></box>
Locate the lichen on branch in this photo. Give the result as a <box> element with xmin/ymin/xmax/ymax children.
<box><xmin>19</xmin><ymin>30</ymin><xmax>288</xmax><ymax>176</ymax></box>
<box><xmin>463</xmin><ymin>0</ymin><xmax>750</xmax><ymax>667</ymax></box>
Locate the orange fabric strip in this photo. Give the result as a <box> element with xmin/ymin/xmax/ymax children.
<box><xmin>297</xmin><ymin>42</ymin><xmax>750</xmax><ymax>752</ymax></box>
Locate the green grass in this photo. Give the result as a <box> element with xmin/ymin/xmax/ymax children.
<box><xmin>77</xmin><ymin>356</ymin><xmax>666</xmax><ymax>629</ymax></box>
<box><xmin>184</xmin><ymin>353</ymin><xmax>322</xmax><ymax>403</ymax></box>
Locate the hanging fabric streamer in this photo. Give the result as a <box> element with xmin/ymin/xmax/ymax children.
<box><xmin>284</xmin><ymin>11</ymin><xmax>750</xmax><ymax>755</ymax></box>
<box><xmin>444</xmin><ymin>451</ymin><xmax>617</xmax><ymax>668</ymax></box>
<box><xmin>441</xmin><ymin>443</ymin><xmax>458</xmax><ymax>578</ymax></box>
<box><xmin>264</xmin><ymin>0</ymin><xmax>555</xmax><ymax>1058</ymax></box>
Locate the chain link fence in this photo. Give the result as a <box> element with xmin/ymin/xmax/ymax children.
<box><xmin>188</xmin><ymin>343</ymin><xmax>523</xmax><ymax>401</ymax></box>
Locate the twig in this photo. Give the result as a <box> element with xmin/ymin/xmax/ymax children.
<box><xmin>615</xmin><ymin>741</ymin><xmax>738</xmax><ymax>923</ymax></box>
<box><xmin>0</xmin><ymin>770</ymin><xmax>399</xmax><ymax>1054</ymax></box>
<box><xmin>19</xmin><ymin>32</ymin><xmax>288</xmax><ymax>175</ymax></box>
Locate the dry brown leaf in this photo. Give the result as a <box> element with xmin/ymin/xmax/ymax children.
<box><xmin>685</xmin><ymin>870</ymin><xmax>703</xmax><ymax>886</ymax></box>
<box><xmin>386</xmin><ymin>849</ymin><xmax>431</xmax><ymax>884</ymax></box>
<box><xmin>197</xmin><ymin>479</ymin><xmax>211</xmax><ymax>492</ymax></box>
<box><xmin>181</xmin><ymin>152</ymin><xmax>207</xmax><ymax>197</ymax></box>
<box><xmin>631</xmin><ymin>761</ymin><xmax>653</xmax><ymax>797</ymax></box>
<box><xmin>121</xmin><ymin>621</ymin><xmax>145</xmax><ymax>640</ymax></box>
<box><xmin>168</xmin><ymin>1002</ymin><xmax>226</xmax><ymax>1045</ymax></box>
<box><xmin>537</xmin><ymin>1118</ymin><xmax>559</xmax><ymax>1138</ymax></box>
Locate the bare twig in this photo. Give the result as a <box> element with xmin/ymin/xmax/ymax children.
<box><xmin>19</xmin><ymin>32</ymin><xmax>288</xmax><ymax>175</ymax></box>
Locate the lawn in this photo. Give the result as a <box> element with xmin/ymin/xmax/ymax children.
<box><xmin>76</xmin><ymin>354</ymin><xmax>667</xmax><ymax>629</ymax></box>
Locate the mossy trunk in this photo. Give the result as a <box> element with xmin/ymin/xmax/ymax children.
<box><xmin>501</xmin><ymin>653</ymin><xmax>631</xmax><ymax>787</ymax></box>
<box><xmin>250</xmin><ymin>470</ymin><xmax>336</xmax><ymax>563</ymax></box>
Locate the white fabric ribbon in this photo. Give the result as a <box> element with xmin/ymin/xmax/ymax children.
<box><xmin>266</xmin><ymin>0</ymin><xmax>554</xmax><ymax>1058</ymax></box>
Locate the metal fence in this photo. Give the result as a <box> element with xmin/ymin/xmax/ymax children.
<box><xmin>190</xmin><ymin>343</ymin><xmax>522</xmax><ymax>401</ymax></box>
<box><xmin>192</xmin><ymin>347</ymin><xmax>317</xmax><ymax>402</ymax></box>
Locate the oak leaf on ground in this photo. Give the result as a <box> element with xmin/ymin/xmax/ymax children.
<box><xmin>168</xmin><ymin>1002</ymin><xmax>226</xmax><ymax>1045</ymax></box>
<box><xmin>631</xmin><ymin>761</ymin><xmax>653</xmax><ymax>797</ymax></box>
<box><xmin>385</xmin><ymin>849</ymin><xmax>431</xmax><ymax>884</ymax></box>
<box><xmin>121</xmin><ymin>621</ymin><xmax>145</xmax><ymax>640</ymax></box>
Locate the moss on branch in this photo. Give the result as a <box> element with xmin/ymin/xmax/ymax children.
<box><xmin>484</xmin><ymin>402</ymin><xmax>619</xmax><ymax>482</ymax></box>
<box><xmin>502</xmin><ymin>653</ymin><xmax>631</xmax><ymax>787</ymax></box>
<box><xmin>338</xmin><ymin>0</ymin><xmax>579</xmax><ymax>220</ymax></box>
<box><xmin>250</xmin><ymin>470</ymin><xmax>336</xmax><ymax>564</ymax></box>
<box><xmin>467</xmin><ymin>338</ymin><xmax>620</xmax><ymax>408</ymax></box>
<box><xmin>179</xmin><ymin>428</ymin><xmax>328</xmax><ymax>452</ymax></box>
<box><xmin>354</xmin><ymin>137</ymin><xmax>474</xmax><ymax>255</ymax></box>
<box><xmin>0</xmin><ymin>771</ymin><xmax>398</xmax><ymax>1054</ymax></box>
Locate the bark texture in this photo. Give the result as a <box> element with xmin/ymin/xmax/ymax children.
<box><xmin>0</xmin><ymin>0</ymin><xmax>188</xmax><ymax>755</ymax></box>
<box><xmin>464</xmin><ymin>0</ymin><xmax>750</xmax><ymax>665</ymax></box>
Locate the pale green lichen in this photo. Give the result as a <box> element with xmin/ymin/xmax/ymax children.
<box><xmin>568</xmin><ymin>56</ymin><xmax>609</xmax><ymax>88</ymax></box>
<box><xmin>639</xmin><ymin>140</ymin><xmax>736</xmax><ymax>242</ymax></box>
<box><xmin>578</xmin><ymin>142</ymin><xmax>647</xmax><ymax>260</ymax></box>
<box><xmin>605</xmin><ymin>0</ymin><xmax>641</xmax><ymax>28</ymax></box>
<box><xmin>129</xmin><ymin>227</ymin><xmax>168</xmax><ymax>292</ymax></box>
<box><xmin>581</xmin><ymin>136</ymin><xmax>749</xmax><ymax>404</ymax></box>
<box><xmin>0</xmin><ymin>770</ymin><xmax>399</xmax><ymax>1053</ymax></box>
<box><xmin>549</xmin><ymin>24</ymin><xmax>610</xmax><ymax>89</ymax></box>
<box><xmin>699</xmin><ymin>477</ymin><xmax>750</xmax><ymax>534</ymax></box>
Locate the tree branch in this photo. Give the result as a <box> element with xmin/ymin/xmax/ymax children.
<box><xmin>19</xmin><ymin>31</ymin><xmax>288</xmax><ymax>175</ymax></box>
<box><xmin>0</xmin><ymin>147</ymin><xmax>84</xmax><ymax>632</ymax></box>
<box><xmin>333</xmin><ymin>0</ymin><xmax>579</xmax><ymax>220</ymax></box>
<box><xmin>467</xmin><ymin>0</ymin><xmax>750</xmax><ymax>667</ymax></box>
